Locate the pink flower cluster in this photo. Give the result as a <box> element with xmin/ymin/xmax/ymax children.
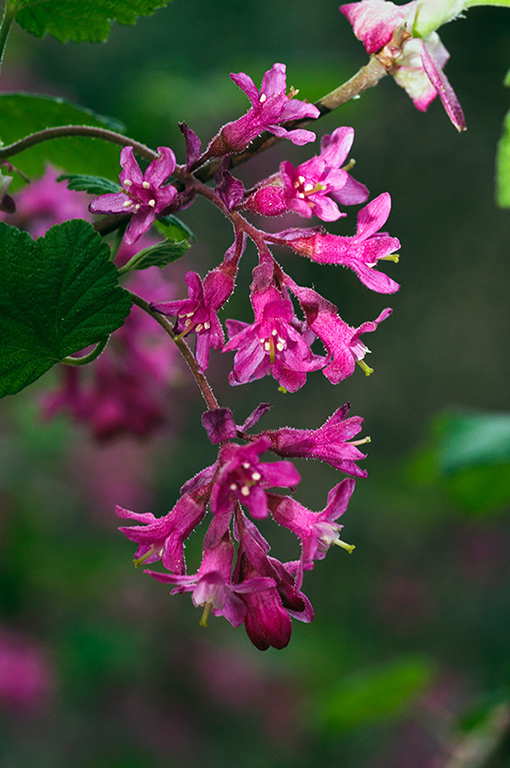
<box><xmin>79</xmin><ymin>62</ymin><xmax>403</xmax><ymax>647</ymax></box>
<box><xmin>3</xmin><ymin>61</ymin><xmax>405</xmax><ymax>648</ymax></box>
<box><xmin>118</xmin><ymin>403</ymin><xmax>366</xmax><ymax>649</ymax></box>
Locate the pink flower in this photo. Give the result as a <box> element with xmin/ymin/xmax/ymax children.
<box><xmin>260</xmin><ymin>402</ymin><xmax>369</xmax><ymax>478</ymax></box>
<box><xmin>206</xmin><ymin>63</ymin><xmax>320</xmax><ymax>157</ymax></box>
<box><xmin>289</xmin><ymin>192</ymin><xmax>401</xmax><ymax>293</ymax></box>
<box><xmin>210</xmin><ymin>437</ymin><xmax>301</xmax><ymax>524</ymax></box>
<box><xmin>286</xmin><ymin>278</ymin><xmax>392</xmax><ymax>383</ymax></box>
<box><xmin>152</xmin><ymin>269</ymin><xmax>233</xmax><ymax>371</ymax></box>
<box><xmin>117</xmin><ymin>486</ymin><xmax>209</xmax><ymax>573</ymax></box>
<box><xmin>145</xmin><ymin>533</ymin><xmax>274</xmax><ymax>627</ymax></box>
<box><xmin>340</xmin><ymin>0</ymin><xmax>465</xmax><ymax>131</ymax></box>
<box><xmin>224</xmin><ymin>294</ymin><xmax>323</xmax><ymax>392</ymax></box>
<box><xmin>236</xmin><ymin>517</ymin><xmax>313</xmax><ymax>649</ymax></box>
<box><xmin>245</xmin><ymin>127</ymin><xmax>369</xmax><ymax>220</ymax></box>
<box><xmin>89</xmin><ymin>146</ymin><xmax>178</xmax><ymax>244</ymax></box>
<box><xmin>267</xmin><ymin>478</ymin><xmax>356</xmax><ymax>569</ymax></box>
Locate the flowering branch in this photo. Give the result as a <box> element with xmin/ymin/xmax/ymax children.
<box><xmin>196</xmin><ymin>56</ymin><xmax>389</xmax><ymax>182</ymax></box>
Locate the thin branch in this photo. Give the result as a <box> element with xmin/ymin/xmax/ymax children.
<box><xmin>127</xmin><ymin>289</ymin><xmax>220</xmax><ymax>411</ymax></box>
<box><xmin>0</xmin><ymin>125</ymin><xmax>159</xmax><ymax>163</ymax></box>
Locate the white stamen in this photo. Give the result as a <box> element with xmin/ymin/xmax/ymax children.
<box><xmin>276</xmin><ymin>341</ymin><xmax>285</xmax><ymax>352</ymax></box>
<box><xmin>259</xmin><ymin>93</ymin><xmax>267</xmax><ymax>103</ymax></box>
<box><xmin>124</xmin><ymin>180</ymin><xmax>132</xmax><ymax>187</ymax></box>
<box><xmin>195</xmin><ymin>323</ymin><xmax>203</xmax><ymax>332</ymax></box>
<box><xmin>304</xmin><ymin>183</ymin><xmax>314</xmax><ymax>192</ymax></box>
<box><xmin>271</xmin><ymin>329</ymin><xmax>278</xmax><ymax>336</ymax></box>
<box><xmin>251</xmin><ymin>471</ymin><xmax>261</xmax><ymax>481</ymax></box>
<box><xmin>264</xmin><ymin>341</ymin><xmax>271</xmax><ymax>352</ymax></box>
<box><xmin>148</xmin><ymin>199</ymin><xmax>156</xmax><ymax>207</ymax></box>
<box><xmin>203</xmin><ymin>322</ymin><xmax>210</xmax><ymax>330</ymax></box>
<box><xmin>123</xmin><ymin>200</ymin><xmax>132</xmax><ymax>208</ymax></box>
<box><xmin>298</xmin><ymin>175</ymin><xmax>306</xmax><ymax>184</ymax></box>
<box><xmin>134</xmin><ymin>203</ymin><xmax>141</xmax><ymax>211</ymax></box>
<box><xmin>230</xmin><ymin>483</ymin><xmax>237</xmax><ymax>491</ymax></box>
<box><xmin>240</xmin><ymin>486</ymin><xmax>250</xmax><ymax>497</ymax></box>
<box><xmin>298</xmin><ymin>192</ymin><xmax>305</xmax><ymax>199</ymax></box>
<box><xmin>242</xmin><ymin>462</ymin><xmax>250</xmax><ymax>469</ymax></box>
<box><xmin>142</xmin><ymin>181</ymin><xmax>151</xmax><ymax>189</ymax></box>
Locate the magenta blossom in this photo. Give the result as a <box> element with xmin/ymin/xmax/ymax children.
<box><xmin>267</xmin><ymin>478</ymin><xmax>356</xmax><ymax>569</ymax></box>
<box><xmin>286</xmin><ymin>278</ymin><xmax>392</xmax><ymax>383</ymax></box>
<box><xmin>224</xmin><ymin>277</ymin><xmax>324</xmax><ymax>392</ymax></box>
<box><xmin>236</xmin><ymin>516</ymin><xmax>313</xmax><ymax>649</ymax></box>
<box><xmin>289</xmin><ymin>192</ymin><xmax>401</xmax><ymax>293</ymax></box>
<box><xmin>206</xmin><ymin>63</ymin><xmax>320</xmax><ymax>157</ymax></box>
<box><xmin>117</xmin><ymin>487</ymin><xmax>209</xmax><ymax>573</ymax></box>
<box><xmin>245</xmin><ymin>126</ymin><xmax>369</xmax><ymax>220</ymax></box>
<box><xmin>89</xmin><ymin>146</ymin><xmax>178</xmax><ymax>244</ymax></box>
<box><xmin>340</xmin><ymin>0</ymin><xmax>465</xmax><ymax>131</ymax></box>
<box><xmin>210</xmin><ymin>436</ymin><xmax>301</xmax><ymax>526</ymax></box>
<box><xmin>145</xmin><ymin>533</ymin><xmax>274</xmax><ymax>627</ymax></box>
<box><xmin>152</xmin><ymin>269</ymin><xmax>233</xmax><ymax>371</ymax></box>
<box><xmin>260</xmin><ymin>403</ymin><xmax>369</xmax><ymax>478</ymax></box>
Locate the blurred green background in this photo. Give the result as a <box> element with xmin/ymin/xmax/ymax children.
<box><xmin>1</xmin><ymin>2</ymin><xmax>510</xmax><ymax>766</ymax></box>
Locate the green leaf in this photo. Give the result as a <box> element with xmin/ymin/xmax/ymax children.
<box><xmin>156</xmin><ymin>214</ymin><xmax>196</xmax><ymax>243</ymax></box>
<box><xmin>58</xmin><ymin>173</ymin><xmax>121</xmax><ymax>196</ymax></box>
<box><xmin>0</xmin><ymin>219</ymin><xmax>132</xmax><ymax>397</ymax></box>
<box><xmin>445</xmin><ymin>463</ymin><xmax>510</xmax><ymax>515</ymax></box>
<box><xmin>15</xmin><ymin>0</ymin><xmax>172</xmax><ymax>44</ymax></box>
<box><xmin>316</xmin><ymin>657</ymin><xmax>433</xmax><ymax>732</ymax></box>
<box><xmin>0</xmin><ymin>93</ymin><xmax>125</xmax><ymax>189</ymax></box>
<box><xmin>120</xmin><ymin>238</ymin><xmax>191</xmax><ymax>272</ymax></box>
<box><xmin>435</xmin><ymin>411</ymin><xmax>510</xmax><ymax>473</ymax></box>
<box><xmin>497</xmin><ymin>106</ymin><xmax>510</xmax><ymax>207</ymax></box>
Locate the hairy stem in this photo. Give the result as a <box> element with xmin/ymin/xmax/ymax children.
<box><xmin>0</xmin><ymin>125</ymin><xmax>159</xmax><ymax>163</ymax></box>
<box><xmin>127</xmin><ymin>290</ymin><xmax>220</xmax><ymax>411</ymax></box>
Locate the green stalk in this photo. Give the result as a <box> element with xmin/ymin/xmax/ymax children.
<box><xmin>0</xmin><ymin>1</ymin><xmax>17</xmax><ymax>77</ymax></box>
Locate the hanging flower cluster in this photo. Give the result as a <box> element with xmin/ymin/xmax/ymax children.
<box><xmin>74</xmin><ymin>60</ymin><xmax>401</xmax><ymax>649</ymax></box>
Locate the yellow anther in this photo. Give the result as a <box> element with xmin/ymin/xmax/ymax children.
<box><xmin>350</xmin><ymin>436</ymin><xmax>371</xmax><ymax>446</ymax></box>
<box><xmin>133</xmin><ymin>547</ymin><xmax>155</xmax><ymax>568</ymax></box>
<box><xmin>142</xmin><ymin>181</ymin><xmax>151</xmax><ymax>189</ymax></box>
<box><xmin>333</xmin><ymin>538</ymin><xmax>356</xmax><ymax>554</ymax></box>
<box><xmin>200</xmin><ymin>601</ymin><xmax>212</xmax><ymax>627</ymax></box>
<box><xmin>357</xmin><ymin>359</ymin><xmax>374</xmax><ymax>376</ymax></box>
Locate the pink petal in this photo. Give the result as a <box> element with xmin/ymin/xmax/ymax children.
<box><xmin>356</xmin><ymin>192</ymin><xmax>392</xmax><ymax>239</ymax></box>
<box><xmin>145</xmin><ymin>147</ymin><xmax>176</xmax><ymax>187</ymax></box>
<box><xmin>119</xmin><ymin>146</ymin><xmax>143</xmax><ymax>186</ymax></box>
<box><xmin>421</xmin><ymin>40</ymin><xmax>466</xmax><ymax>131</ymax></box>
<box><xmin>230</xmin><ymin>71</ymin><xmax>259</xmax><ymax>106</ymax></box>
